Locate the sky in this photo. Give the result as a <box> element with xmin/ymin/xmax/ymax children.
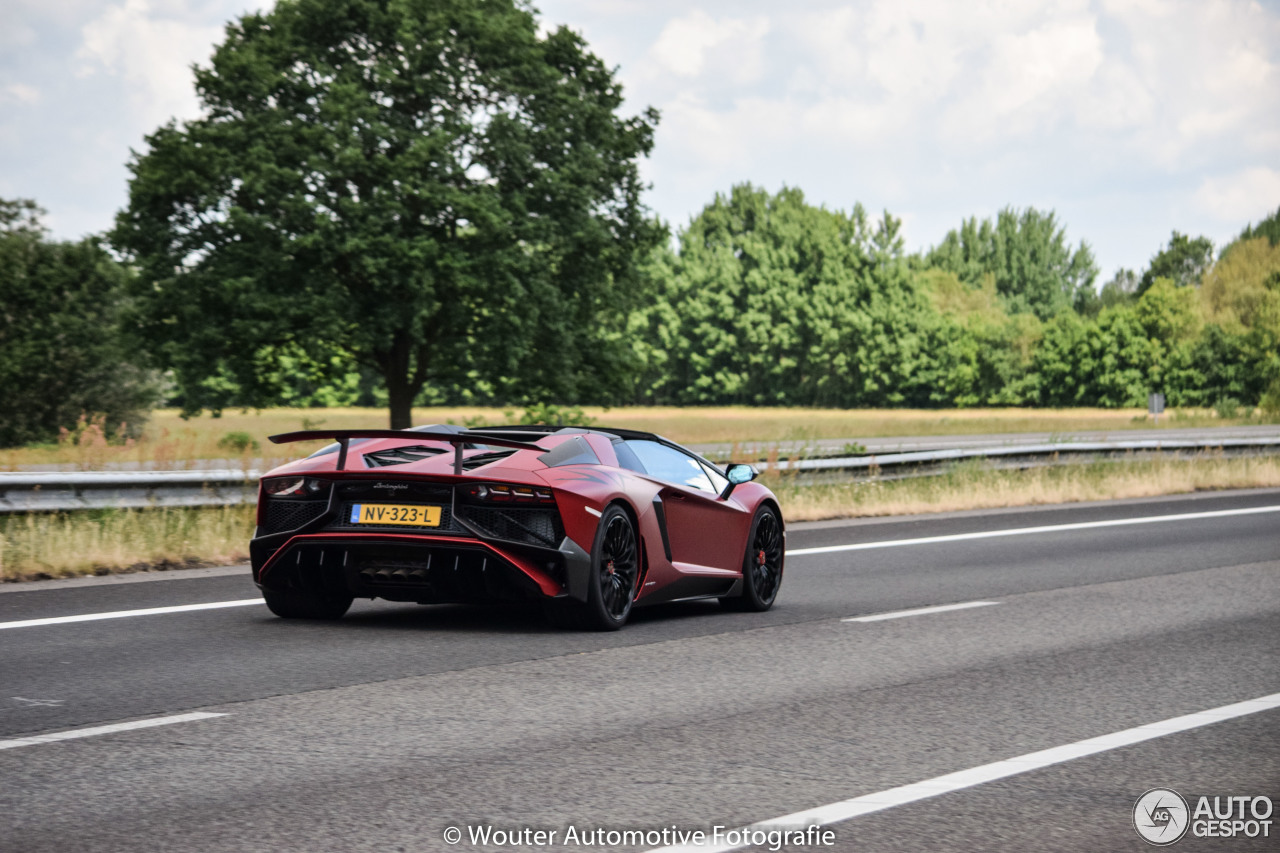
<box><xmin>2</xmin><ymin>0</ymin><xmax>1279</xmax><ymax>283</ymax></box>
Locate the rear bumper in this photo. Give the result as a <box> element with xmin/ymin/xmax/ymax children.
<box><xmin>252</xmin><ymin>477</ymin><xmax>594</xmax><ymax>605</ymax></box>
<box><xmin>251</xmin><ymin>531</ymin><xmax>591</xmax><ymax>605</ymax></box>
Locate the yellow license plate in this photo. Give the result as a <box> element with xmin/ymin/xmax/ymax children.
<box><xmin>349</xmin><ymin>503</ymin><xmax>442</xmax><ymax>527</ymax></box>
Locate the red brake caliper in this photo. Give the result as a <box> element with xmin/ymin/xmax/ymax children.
<box><xmin>757</xmin><ymin>550</ymin><xmax>767</xmax><ymax>566</ymax></box>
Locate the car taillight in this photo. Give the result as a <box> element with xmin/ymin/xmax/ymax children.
<box><xmin>465</xmin><ymin>483</ymin><xmax>555</xmax><ymax>504</ymax></box>
<box><xmin>263</xmin><ymin>477</ymin><xmax>329</xmax><ymax>498</ymax></box>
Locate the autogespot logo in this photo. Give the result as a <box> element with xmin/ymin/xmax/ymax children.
<box><xmin>1135</xmin><ymin>788</ymin><xmax>1191</xmax><ymax>845</ymax></box>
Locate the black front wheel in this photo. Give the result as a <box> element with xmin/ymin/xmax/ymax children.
<box><xmin>545</xmin><ymin>504</ymin><xmax>639</xmax><ymax>631</ymax></box>
<box><xmin>721</xmin><ymin>506</ymin><xmax>784</xmax><ymax>612</ymax></box>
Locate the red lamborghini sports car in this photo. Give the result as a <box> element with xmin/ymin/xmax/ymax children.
<box><xmin>251</xmin><ymin>425</ymin><xmax>784</xmax><ymax>630</ymax></box>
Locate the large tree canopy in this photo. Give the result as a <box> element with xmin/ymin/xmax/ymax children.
<box><xmin>114</xmin><ymin>0</ymin><xmax>659</xmax><ymax>428</ymax></box>
<box><xmin>638</xmin><ymin>184</ymin><xmax>931</xmax><ymax>407</ymax></box>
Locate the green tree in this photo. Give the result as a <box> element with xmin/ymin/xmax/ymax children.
<box><xmin>1199</xmin><ymin>237</ymin><xmax>1280</xmax><ymax>333</ymax></box>
<box><xmin>113</xmin><ymin>0</ymin><xmax>659</xmax><ymax>428</ymax></box>
<box><xmin>0</xmin><ymin>199</ymin><xmax>159</xmax><ymax>447</ymax></box>
<box><xmin>1032</xmin><ymin>307</ymin><xmax>1158</xmax><ymax>407</ymax></box>
<box><xmin>1135</xmin><ymin>277</ymin><xmax>1202</xmax><ymax>345</ymax></box>
<box><xmin>1130</xmin><ymin>277</ymin><xmax>1201</xmax><ymax>394</ymax></box>
<box><xmin>640</xmin><ymin>184</ymin><xmax>930</xmax><ymax>407</ymax></box>
<box><xmin>1138</xmin><ymin>231</ymin><xmax>1214</xmax><ymax>294</ymax></box>
<box><xmin>925</xmin><ymin>206</ymin><xmax>1098</xmax><ymax>320</ymax></box>
<box><xmin>1163</xmin><ymin>324</ymin><xmax>1278</xmax><ymax>408</ymax></box>
<box><xmin>916</xmin><ymin>270</ymin><xmax>1042</xmax><ymax>406</ymax></box>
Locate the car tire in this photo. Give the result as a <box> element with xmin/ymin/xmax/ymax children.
<box><xmin>545</xmin><ymin>504</ymin><xmax>639</xmax><ymax>631</ymax></box>
<box><xmin>721</xmin><ymin>505</ymin><xmax>784</xmax><ymax>612</ymax></box>
<box><xmin>263</xmin><ymin>585</ymin><xmax>353</xmax><ymax>620</ymax></box>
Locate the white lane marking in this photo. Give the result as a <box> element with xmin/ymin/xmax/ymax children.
<box><xmin>0</xmin><ymin>712</ymin><xmax>229</xmax><ymax>751</ymax></box>
<box><xmin>647</xmin><ymin>692</ymin><xmax>1280</xmax><ymax>853</ymax></box>
<box><xmin>787</xmin><ymin>504</ymin><xmax>1280</xmax><ymax>557</ymax></box>
<box><xmin>842</xmin><ymin>600</ymin><xmax>999</xmax><ymax>623</ymax></box>
<box><xmin>0</xmin><ymin>599</ymin><xmax>263</xmax><ymax>631</ymax></box>
<box><xmin>10</xmin><ymin>697</ymin><xmax>66</xmax><ymax>708</ymax></box>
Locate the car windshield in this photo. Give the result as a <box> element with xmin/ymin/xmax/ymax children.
<box><xmin>624</xmin><ymin>440</ymin><xmax>716</xmax><ymax>493</ymax></box>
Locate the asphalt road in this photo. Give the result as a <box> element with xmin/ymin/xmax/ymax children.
<box><xmin>2</xmin><ymin>488</ymin><xmax>1278</xmax><ymax>852</ymax></box>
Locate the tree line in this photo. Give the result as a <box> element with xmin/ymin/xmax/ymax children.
<box><xmin>629</xmin><ymin>185</ymin><xmax>1280</xmax><ymax>414</ymax></box>
<box><xmin>2</xmin><ymin>0</ymin><xmax>1278</xmax><ymax>445</ymax></box>
<box><xmin>5</xmin><ymin>183</ymin><xmax>1276</xmax><ymax>446</ymax></box>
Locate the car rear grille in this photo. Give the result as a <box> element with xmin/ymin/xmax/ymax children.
<box><xmin>345</xmin><ymin>543</ymin><xmax>540</xmax><ymax>602</ymax></box>
<box><xmin>456</xmin><ymin>506</ymin><xmax>564</xmax><ymax>548</ymax></box>
<box><xmin>260</xmin><ymin>499</ymin><xmax>328</xmax><ymax>534</ymax></box>
<box><xmin>328</xmin><ymin>502</ymin><xmax>464</xmax><ymax>533</ymax></box>
<box><xmin>355</xmin><ymin>552</ymin><xmax>491</xmax><ymax>587</ymax></box>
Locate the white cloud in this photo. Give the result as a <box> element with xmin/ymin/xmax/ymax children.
<box><xmin>782</xmin><ymin>6</ymin><xmax>862</xmax><ymax>93</ymax></box>
<box><xmin>0</xmin><ymin>21</ymin><xmax>38</xmax><ymax>54</ymax></box>
<box><xmin>987</xmin><ymin>18</ymin><xmax>1103</xmax><ymax>115</ymax></box>
<box><xmin>601</xmin><ymin>0</ymin><xmax>1280</xmax><ymax>272</ymax></box>
<box><xmin>5</xmin><ymin>0</ymin><xmax>1279</xmax><ymax>274</ymax></box>
<box><xmin>658</xmin><ymin>93</ymin><xmax>762</xmax><ymax>168</ymax></box>
<box><xmin>635</xmin><ymin>0</ymin><xmax>1279</xmax><ymax>160</ymax></box>
<box><xmin>1</xmin><ymin>84</ymin><xmax>41</xmax><ymax>105</ymax></box>
<box><xmin>75</xmin><ymin>0</ymin><xmax>225</xmax><ymax>129</ymax></box>
<box><xmin>1195</xmin><ymin>168</ymin><xmax>1280</xmax><ymax>222</ymax></box>
<box><xmin>648</xmin><ymin>10</ymin><xmax>770</xmax><ymax>82</ymax></box>
<box><xmin>1098</xmin><ymin>0</ymin><xmax>1280</xmax><ymax>165</ymax></box>
<box><xmin>1076</xmin><ymin>61</ymin><xmax>1153</xmax><ymax>131</ymax></box>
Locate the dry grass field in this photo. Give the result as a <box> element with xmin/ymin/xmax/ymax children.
<box><xmin>771</xmin><ymin>452</ymin><xmax>1280</xmax><ymax>521</ymax></box>
<box><xmin>0</xmin><ymin>505</ymin><xmax>254</xmax><ymax>581</ymax></box>
<box><xmin>0</xmin><ymin>404</ymin><xmax>1264</xmax><ymax>471</ymax></box>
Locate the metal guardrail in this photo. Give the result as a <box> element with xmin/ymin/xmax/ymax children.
<box><xmin>2</xmin><ymin>437</ymin><xmax>1278</xmax><ymax>512</ymax></box>
<box><xmin>778</xmin><ymin>436</ymin><xmax>1280</xmax><ymax>479</ymax></box>
<box><xmin>0</xmin><ymin>470</ymin><xmax>261</xmax><ymax>513</ymax></box>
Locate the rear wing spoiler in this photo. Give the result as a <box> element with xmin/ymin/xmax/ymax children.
<box><xmin>268</xmin><ymin>430</ymin><xmax>545</xmax><ymax>475</ymax></box>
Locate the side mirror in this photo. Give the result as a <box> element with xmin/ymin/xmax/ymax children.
<box><xmin>719</xmin><ymin>463</ymin><xmax>759</xmax><ymax>500</ymax></box>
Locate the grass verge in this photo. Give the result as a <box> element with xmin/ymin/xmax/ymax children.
<box><xmin>773</xmin><ymin>452</ymin><xmax>1280</xmax><ymax>521</ymax></box>
<box><xmin>0</xmin><ymin>505</ymin><xmax>255</xmax><ymax>582</ymax></box>
<box><xmin>2</xmin><ymin>453</ymin><xmax>1277</xmax><ymax>582</ymax></box>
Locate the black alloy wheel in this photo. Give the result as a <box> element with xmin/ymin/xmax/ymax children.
<box><xmin>595</xmin><ymin>508</ymin><xmax>640</xmax><ymax>624</ymax></box>
<box><xmin>546</xmin><ymin>503</ymin><xmax>640</xmax><ymax>631</ymax></box>
<box><xmin>722</xmin><ymin>506</ymin><xmax>784</xmax><ymax>612</ymax></box>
